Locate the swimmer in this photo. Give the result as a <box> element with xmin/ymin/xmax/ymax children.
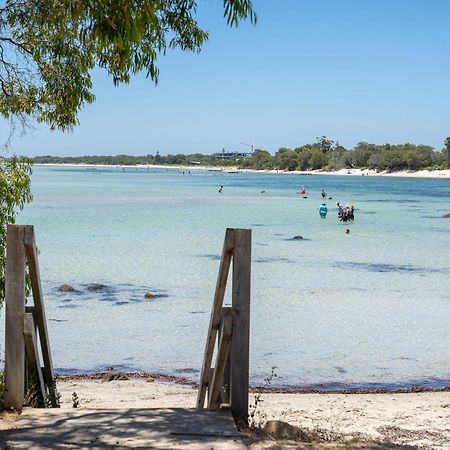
<box><xmin>218</xmin><ymin>185</ymin><xmax>223</xmax><ymax>193</ymax></box>
<box><xmin>319</xmin><ymin>202</ymin><xmax>328</xmax><ymax>219</ymax></box>
<box><xmin>346</xmin><ymin>229</ymin><xmax>350</xmax><ymax>234</ymax></box>
<box><xmin>336</xmin><ymin>202</ymin><xmax>344</xmax><ymax>220</ymax></box>
<box><xmin>348</xmin><ymin>205</ymin><xmax>355</xmax><ymax>220</ymax></box>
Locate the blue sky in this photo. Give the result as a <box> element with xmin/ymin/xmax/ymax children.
<box><xmin>4</xmin><ymin>0</ymin><xmax>450</xmax><ymax>156</ymax></box>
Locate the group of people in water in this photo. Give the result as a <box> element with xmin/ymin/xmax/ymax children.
<box><xmin>315</xmin><ymin>189</ymin><xmax>355</xmax><ymax>224</ymax></box>
<box><xmin>218</xmin><ymin>183</ymin><xmax>355</xmax><ymax>224</ymax></box>
<box><xmin>336</xmin><ymin>202</ymin><xmax>355</xmax><ymax>222</ymax></box>
<box><xmin>319</xmin><ymin>200</ymin><xmax>355</xmax><ymax>221</ymax></box>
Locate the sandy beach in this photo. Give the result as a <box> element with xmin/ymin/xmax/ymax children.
<box><xmin>43</xmin><ymin>378</ymin><xmax>450</xmax><ymax>448</ymax></box>
<box><xmin>37</xmin><ymin>163</ymin><xmax>450</xmax><ymax>179</ymax></box>
<box><xmin>3</xmin><ymin>376</ymin><xmax>449</xmax><ymax>449</ymax></box>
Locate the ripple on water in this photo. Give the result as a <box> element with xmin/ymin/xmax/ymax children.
<box><xmin>333</xmin><ymin>261</ymin><xmax>449</xmax><ymax>274</ymax></box>
<box><xmin>253</xmin><ymin>257</ymin><xmax>295</xmax><ymax>264</ymax></box>
<box><xmin>197</xmin><ymin>254</ymin><xmax>221</xmax><ymax>260</ymax></box>
<box><xmin>59</xmin><ymin>304</ymin><xmax>80</xmax><ymax>309</ymax></box>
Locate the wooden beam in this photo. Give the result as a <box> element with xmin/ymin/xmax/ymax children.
<box><xmin>230</xmin><ymin>228</ymin><xmax>251</xmax><ymax>422</ymax></box>
<box><xmin>4</xmin><ymin>225</ymin><xmax>26</xmax><ymax>410</ymax></box>
<box><xmin>208</xmin><ymin>307</ymin><xmax>232</xmax><ymax>410</ymax></box>
<box><xmin>23</xmin><ymin>313</ymin><xmax>47</xmax><ymax>405</ymax></box>
<box><xmin>197</xmin><ymin>228</ymin><xmax>234</xmax><ymax>409</ymax></box>
<box><xmin>207</xmin><ymin>368</ymin><xmax>215</xmax><ymax>406</ymax></box>
<box><xmin>23</xmin><ymin>225</ymin><xmax>58</xmax><ymax>406</ymax></box>
<box><xmin>221</xmin><ymin>353</ymin><xmax>231</xmax><ymax>406</ymax></box>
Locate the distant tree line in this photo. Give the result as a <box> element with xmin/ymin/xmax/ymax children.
<box><xmin>241</xmin><ymin>137</ymin><xmax>448</xmax><ymax>171</ymax></box>
<box><xmin>32</xmin><ymin>137</ymin><xmax>449</xmax><ymax>171</ymax></box>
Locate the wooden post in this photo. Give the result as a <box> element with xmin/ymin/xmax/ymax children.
<box><xmin>197</xmin><ymin>228</ymin><xmax>234</xmax><ymax>408</ymax></box>
<box><xmin>23</xmin><ymin>227</ymin><xmax>56</xmax><ymax>387</ymax></box>
<box><xmin>23</xmin><ymin>313</ymin><xmax>47</xmax><ymax>405</ymax></box>
<box><xmin>221</xmin><ymin>353</ymin><xmax>231</xmax><ymax>406</ymax></box>
<box><xmin>208</xmin><ymin>307</ymin><xmax>232</xmax><ymax>410</ymax></box>
<box><xmin>4</xmin><ymin>225</ymin><xmax>26</xmax><ymax>410</ymax></box>
<box><xmin>230</xmin><ymin>229</ymin><xmax>251</xmax><ymax>422</ymax></box>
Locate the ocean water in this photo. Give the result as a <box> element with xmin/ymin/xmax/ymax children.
<box><xmin>2</xmin><ymin>165</ymin><xmax>450</xmax><ymax>389</ymax></box>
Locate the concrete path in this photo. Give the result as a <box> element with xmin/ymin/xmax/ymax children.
<box><xmin>0</xmin><ymin>407</ymin><xmax>246</xmax><ymax>449</ymax></box>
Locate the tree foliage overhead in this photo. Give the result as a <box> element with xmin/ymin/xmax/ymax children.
<box><xmin>0</xmin><ymin>1</ymin><xmax>255</xmax><ymax>308</ymax></box>
<box><xmin>0</xmin><ymin>0</ymin><xmax>256</xmax><ymax>131</ymax></box>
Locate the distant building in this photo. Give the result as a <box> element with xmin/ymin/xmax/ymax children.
<box><xmin>215</xmin><ymin>148</ymin><xmax>252</xmax><ymax>160</ymax></box>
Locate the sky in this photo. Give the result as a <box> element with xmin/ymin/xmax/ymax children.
<box><xmin>3</xmin><ymin>0</ymin><xmax>450</xmax><ymax>156</ymax></box>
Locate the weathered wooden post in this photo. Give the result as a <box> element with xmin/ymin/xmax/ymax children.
<box><xmin>4</xmin><ymin>225</ymin><xmax>58</xmax><ymax>409</ymax></box>
<box><xmin>24</xmin><ymin>225</ymin><xmax>57</xmax><ymax>400</ymax></box>
<box><xmin>4</xmin><ymin>225</ymin><xmax>26</xmax><ymax>410</ymax></box>
<box><xmin>197</xmin><ymin>227</ymin><xmax>251</xmax><ymax>423</ymax></box>
<box><xmin>230</xmin><ymin>228</ymin><xmax>251</xmax><ymax>422</ymax></box>
<box><xmin>197</xmin><ymin>228</ymin><xmax>234</xmax><ymax>409</ymax></box>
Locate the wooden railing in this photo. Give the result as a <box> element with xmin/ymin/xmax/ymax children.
<box><xmin>197</xmin><ymin>228</ymin><xmax>251</xmax><ymax>423</ymax></box>
<box><xmin>4</xmin><ymin>225</ymin><xmax>59</xmax><ymax>410</ymax></box>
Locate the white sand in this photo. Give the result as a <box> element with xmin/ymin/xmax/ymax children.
<box><xmin>48</xmin><ymin>379</ymin><xmax>450</xmax><ymax>449</ymax></box>
<box><xmin>37</xmin><ymin>163</ymin><xmax>450</xmax><ymax>179</ymax></box>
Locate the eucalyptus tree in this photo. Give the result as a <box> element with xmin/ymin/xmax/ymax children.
<box><xmin>0</xmin><ymin>0</ymin><xmax>256</xmax><ymax>306</ymax></box>
<box><xmin>0</xmin><ymin>0</ymin><xmax>256</xmax><ymax>131</ymax></box>
<box><xmin>0</xmin><ymin>157</ymin><xmax>32</xmax><ymax>305</ymax></box>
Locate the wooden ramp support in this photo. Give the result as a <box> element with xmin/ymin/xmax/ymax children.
<box><xmin>4</xmin><ymin>225</ymin><xmax>59</xmax><ymax>410</ymax></box>
<box><xmin>197</xmin><ymin>228</ymin><xmax>251</xmax><ymax>424</ymax></box>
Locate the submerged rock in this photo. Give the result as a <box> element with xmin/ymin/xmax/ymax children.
<box><xmin>58</xmin><ymin>284</ymin><xmax>75</xmax><ymax>292</ymax></box>
<box><xmin>87</xmin><ymin>283</ymin><xmax>107</xmax><ymax>291</ymax></box>
<box><xmin>442</xmin><ymin>213</ymin><xmax>450</xmax><ymax>218</ymax></box>
<box><xmin>292</xmin><ymin>235</ymin><xmax>304</xmax><ymax>240</ymax></box>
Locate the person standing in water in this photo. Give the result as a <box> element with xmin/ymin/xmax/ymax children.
<box><xmin>336</xmin><ymin>202</ymin><xmax>344</xmax><ymax>220</ymax></box>
<box><xmin>321</xmin><ymin>189</ymin><xmax>327</xmax><ymax>199</ymax></box>
<box><xmin>319</xmin><ymin>202</ymin><xmax>328</xmax><ymax>219</ymax></box>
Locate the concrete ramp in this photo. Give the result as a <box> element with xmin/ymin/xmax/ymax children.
<box><xmin>0</xmin><ymin>408</ymin><xmax>246</xmax><ymax>449</ymax></box>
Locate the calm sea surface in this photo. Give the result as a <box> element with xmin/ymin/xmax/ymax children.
<box><xmin>2</xmin><ymin>165</ymin><xmax>450</xmax><ymax>389</ymax></box>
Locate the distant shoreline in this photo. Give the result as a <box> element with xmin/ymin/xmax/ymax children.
<box><xmin>36</xmin><ymin>163</ymin><xmax>450</xmax><ymax>179</ymax></box>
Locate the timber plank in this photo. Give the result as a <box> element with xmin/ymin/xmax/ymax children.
<box><xmin>208</xmin><ymin>307</ymin><xmax>232</xmax><ymax>410</ymax></box>
<box><xmin>197</xmin><ymin>228</ymin><xmax>234</xmax><ymax>408</ymax></box>
<box><xmin>1</xmin><ymin>408</ymin><xmax>245</xmax><ymax>449</ymax></box>
<box><xmin>23</xmin><ymin>313</ymin><xmax>47</xmax><ymax>405</ymax></box>
<box><xmin>23</xmin><ymin>225</ymin><xmax>58</xmax><ymax>407</ymax></box>
<box><xmin>230</xmin><ymin>228</ymin><xmax>251</xmax><ymax>422</ymax></box>
<box><xmin>5</xmin><ymin>225</ymin><xmax>26</xmax><ymax>410</ymax></box>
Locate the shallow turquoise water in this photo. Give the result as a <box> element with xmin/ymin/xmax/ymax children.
<box><xmin>3</xmin><ymin>166</ymin><xmax>450</xmax><ymax>388</ymax></box>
